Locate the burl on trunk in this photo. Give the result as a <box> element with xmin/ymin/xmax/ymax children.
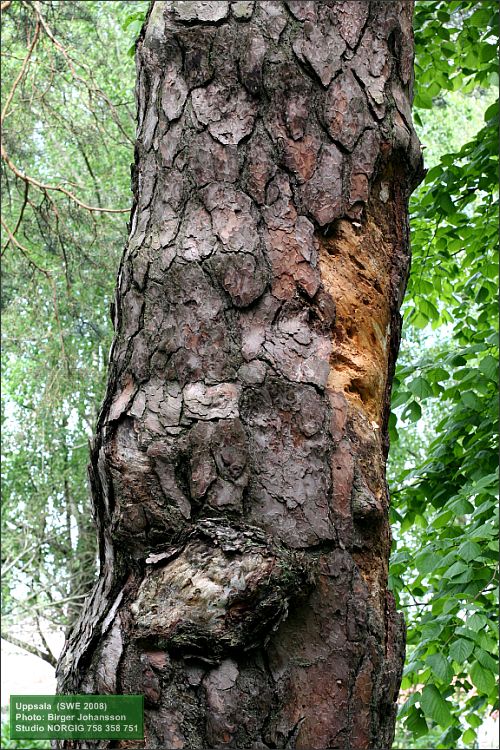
<box><xmin>56</xmin><ymin>2</ymin><xmax>423</xmax><ymax>748</ymax></box>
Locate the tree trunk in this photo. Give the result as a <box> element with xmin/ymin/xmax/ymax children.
<box><xmin>56</xmin><ymin>2</ymin><xmax>423</xmax><ymax>748</ymax></box>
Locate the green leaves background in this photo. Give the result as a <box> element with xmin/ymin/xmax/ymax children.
<box><xmin>1</xmin><ymin>0</ymin><xmax>148</xmax><ymax>662</ymax></box>
<box><xmin>390</xmin><ymin>2</ymin><xmax>499</xmax><ymax>747</ymax></box>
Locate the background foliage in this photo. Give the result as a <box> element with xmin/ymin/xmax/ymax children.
<box><xmin>389</xmin><ymin>1</ymin><xmax>499</xmax><ymax>747</ymax></box>
<box><xmin>1</xmin><ymin>1</ymin><xmax>498</xmax><ymax>748</ymax></box>
<box><xmin>1</xmin><ymin>0</ymin><xmax>146</xmax><ymax>664</ymax></box>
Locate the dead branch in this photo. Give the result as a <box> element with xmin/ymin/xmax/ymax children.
<box><xmin>1</xmin><ymin>630</ymin><xmax>58</xmax><ymax>667</ymax></box>
<box><xmin>0</xmin><ymin>16</ymin><xmax>40</xmax><ymax>125</ymax></box>
<box><xmin>1</xmin><ymin>142</ymin><xmax>130</xmax><ymax>213</ymax></box>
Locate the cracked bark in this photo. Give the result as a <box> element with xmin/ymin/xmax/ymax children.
<box><xmin>56</xmin><ymin>2</ymin><xmax>423</xmax><ymax>748</ymax></box>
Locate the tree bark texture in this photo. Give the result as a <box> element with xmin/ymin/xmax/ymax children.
<box><xmin>56</xmin><ymin>2</ymin><xmax>423</xmax><ymax>748</ymax></box>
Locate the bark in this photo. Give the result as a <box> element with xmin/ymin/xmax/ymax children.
<box><xmin>56</xmin><ymin>2</ymin><xmax>423</xmax><ymax>748</ymax></box>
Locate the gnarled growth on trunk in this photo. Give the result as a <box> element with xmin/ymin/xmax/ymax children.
<box><xmin>56</xmin><ymin>2</ymin><xmax>423</xmax><ymax>748</ymax></box>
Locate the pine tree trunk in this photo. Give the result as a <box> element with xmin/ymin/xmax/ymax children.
<box><xmin>56</xmin><ymin>2</ymin><xmax>423</xmax><ymax>748</ymax></box>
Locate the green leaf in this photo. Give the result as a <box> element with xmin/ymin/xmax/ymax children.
<box><xmin>388</xmin><ymin>411</ymin><xmax>399</xmax><ymax>443</ymax></box>
<box><xmin>418</xmin><ymin>298</ymin><xmax>440</xmax><ymax>322</ymax></box>
<box><xmin>462</xmin><ymin>728</ymin><xmax>477</xmax><ymax>746</ymax></box>
<box><xmin>408</xmin><ymin>375</ymin><xmax>434</xmax><ymax>399</ymax></box>
<box><xmin>460</xmin><ymin>391</ymin><xmax>482</xmax><ymax>411</ymax></box>
<box><xmin>405</xmin><ymin>705</ymin><xmax>429</xmax><ymax>738</ymax></box>
<box><xmin>474</xmin><ymin>647</ymin><xmax>498</xmax><ymax>673</ymax></box>
<box><xmin>466</xmin><ymin>713</ymin><xmax>482</xmax><ymax>729</ymax></box>
<box><xmin>125</xmin><ymin>19</ymin><xmax>144</xmax><ymax>36</ymax></box>
<box><xmin>485</xmin><ymin>100</ymin><xmax>499</xmax><ymax>121</ymax></box>
<box><xmin>479</xmin><ymin>354</ymin><xmax>498</xmax><ymax>380</ymax></box>
<box><xmin>392</xmin><ymin>390</ymin><xmax>412</xmax><ymax>408</ymax></box>
<box><xmin>458</xmin><ymin>540</ymin><xmax>481</xmax><ymax>562</ymax></box>
<box><xmin>449</xmin><ymin>354</ymin><xmax>467</xmax><ymax>366</ymax></box>
<box><xmin>122</xmin><ymin>10</ymin><xmax>147</xmax><ymax>30</ymax></box>
<box><xmin>444</xmin><ymin>561</ymin><xmax>469</xmax><ymax>579</ymax></box>
<box><xmin>470</xmin><ymin>660</ymin><xmax>496</xmax><ymax>695</ymax></box>
<box><xmin>426</xmin><ymin>652</ymin><xmax>453</xmax><ymax>683</ymax></box>
<box><xmin>456</xmin><ymin>627</ymin><xmax>481</xmax><ymax>643</ymax></box>
<box><xmin>477</xmin><ymin>631</ymin><xmax>497</xmax><ymax>652</ymax></box>
<box><xmin>403</xmin><ymin>399</ymin><xmax>422</xmax><ymax>423</ymax></box>
<box><xmin>420</xmin><ymin>684</ymin><xmax>453</xmax><ymax>728</ymax></box>
<box><xmin>439</xmin><ymin>193</ymin><xmax>456</xmax><ymax>215</ymax></box>
<box><xmin>432</xmin><ymin>509</ymin><xmax>453</xmax><ymax>528</ymax></box>
<box><xmin>415</xmin><ymin>550</ymin><xmax>441</xmax><ymax>575</ymax></box>
<box><xmin>473</xmin><ymin>472</ymin><xmax>499</xmax><ymax>492</ymax></box>
<box><xmin>422</xmin><ymin>621</ymin><xmax>444</xmax><ymax>640</ymax></box>
<box><xmin>428</xmin><ymin>367</ymin><xmax>450</xmax><ymax>383</ymax></box>
<box><xmin>443</xmin><ymin>597</ymin><xmax>459</xmax><ymax>615</ymax></box>
<box><xmin>466</xmin><ymin>613</ymin><xmax>488</xmax><ymax>631</ymax></box>
<box><xmin>449</xmin><ymin>496</ymin><xmax>474</xmax><ymax>515</ymax></box>
<box><xmin>415</xmin><ymin>90</ymin><xmax>434</xmax><ymax>109</ymax></box>
<box><xmin>399</xmin><ymin>691</ymin><xmax>419</xmax><ymax>717</ymax></box>
<box><xmin>449</xmin><ymin>638</ymin><xmax>474</xmax><ymax>663</ymax></box>
<box><xmin>470</xmin><ymin>7</ymin><xmax>495</xmax><ymax>27</ymax></box>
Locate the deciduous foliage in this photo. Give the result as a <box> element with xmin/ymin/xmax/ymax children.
<box><xmin>1</xmin><ymin>0</ymin><xmax>142</xmax><ymax>661</ymax></box>
<box><xmin>389</xmin><ymin>1</ymin><xmax>499</xmax><ymax>747</ymax></box>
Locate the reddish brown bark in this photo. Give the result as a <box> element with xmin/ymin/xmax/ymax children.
<box><xmin>56</xmin><ymin>2</ymin><xmax>423</xmax><ymax>748</ymax></box>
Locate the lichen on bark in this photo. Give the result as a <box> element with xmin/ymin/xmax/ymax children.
<box><xmin>56</xmin><ymin>2</ymin><xmax>423</xmax><ymax>748</ymax></box>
